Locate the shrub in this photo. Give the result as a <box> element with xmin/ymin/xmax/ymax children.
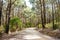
<box><xmin>25</xmin><ymin>21</ymin><xmax>32</xmax><ymax>28</ymax></box>
<box><xmin>0</xmin><ymin>26</ymin><xmax>4</xmax><ymax>33</ymax></box>
<box><xmin>38</xmin><ymin>24</ymin><xmax>42</xmax><ymax>28</ymax></box>
<box><xmin>45</xmin><ymin>23</ymin><xmax>52</xmax><ymax>28</ymax></box>
<box><xmin>53</xmin><ymin>24</ymin><xmax>59</xmax><ymax>30</ymax></box>
<box><xmin>10</xmin><ymin>17</ymin><xmax>23</xmax><ymax>32</ymax></box>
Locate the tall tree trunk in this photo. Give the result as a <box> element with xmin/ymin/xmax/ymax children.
<box><xmin>52</xmin><ymin>3</ymin><xmax>54</xmax><ymax>29</ymax></box>
<box><xmin>42</xmin><ymin>0</ymin><xmax>46</xmax><ymax>28</ymax></box>
<box><xmin>5</xmin><ymin>0</ymin><xmax>11</xmax><ymax>34</ymax></box>
<box><xmin>39</xmin><ymin>0</ymin><xmax>46</xmax><ymax>29</ymax></box>
<box><xmin>0</xmin><ymin>0</ymin><xmax>3</xmax><ymax>26</ymax></box>
<box><xmin>5</xmin><ymin>0</ymin><xmax>17</xmax><ymax>34</ymax></box>
<box><xmin>43</xmin><ymin>0</ymin><xmax>46</xmax><ymax>25</ymax></box>
<box><xmin>57</xmin><ymin>0</ymin><xmax>60</xmax><ymax>28</ymax></box>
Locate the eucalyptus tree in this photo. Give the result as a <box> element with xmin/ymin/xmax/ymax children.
<box><xmin>29</xmin><ymin>0</ymin><xmax>46</xmax><ymax>28</ymax></box>
<box><xmin>56</xmin><ymin>0</ymin><xmax>60</xmax><ymax>22</ymax></box>
<box><xmin>39</xmin><ymin>0</ymin><xmax>46</xmax><ymax>29</ymax></box>
<box><xmin>5</xmin><ymin>0</ymin><xmax>17</xmax><ymax>34</ymax></box>
<box><xmin>0</xmin><ymin>0</ymin><xmax>3</xmax><ymax>26</ymax></box>
<box><xmin>50</xmin><ymin>0</ymin><xmax>57</xmax><ymax>29</ymax></box>
<box><xmin>5</xmin><ymin>0</ymin><xmax>28</xmax><ymax>33</ymax></box>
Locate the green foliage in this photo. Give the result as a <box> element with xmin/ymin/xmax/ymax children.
<box><xmin>45</xmin><ymin>23</ymin><xmax>52</xmax><ymax>28</ymax></box>
<box><xmin>2</xmin><ymin>0</ymin><xmax>60</xmax><ymax>33</ymax></box>
<box><xmin>10</xmin><ymin>17</ymin><xmax>23</xmax><ymax>31</ymax></box>
<box><xmin>25</xmin><ymin>22</ymin><xmax>31</xmax><ymax>27</ymax></box>
<box><xmin>38</xmin><ymin>24</ymin><xmax>42</xmax><ymax>28</ymax></box>
<box><xmin>14</xmin><ymin>0</ymin><xmax>25</xmax><ymax>6</ymax></box>
<box><xmin>53</xmin><ymin>24</ymin><xmax>59</xmax><ymax>30</ymax></box>
<box><xmin>10</xmin><ymin>17</ymin><xmax>21</xmax><ymax>26</ymax></box>
<box><xmin>25</xmin><ymin>21</ymin><xmax>32</xmax><ymax>28</ymax></box>
<box><xmin>45</xmin><ymin>22</ymin><xmax>60</xmax><ymax>29</ymax></box>
<box><xmin>0</xmin><ymin>26</ymin><xmax>4</xmax><ymax>33</ymax></box>
<box><xmin>10</xmin><ymin>17</ymin><xmax>17</xmax><ymax>25</ymax></box>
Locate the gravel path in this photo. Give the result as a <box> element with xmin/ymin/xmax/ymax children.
<box><xmin>1</xmin><ymin>28</ymin><xmax>59</xmax><ymax>40</ymax></box>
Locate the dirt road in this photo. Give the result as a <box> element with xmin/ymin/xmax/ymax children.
<box><xmin>1</xmin><ymin>28</ymin><xmax>59</xmax><ymax>40</ymax></box>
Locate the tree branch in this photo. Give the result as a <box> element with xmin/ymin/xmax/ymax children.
<box><xmin>11</xmin><ymin>0</ymin><xmax>17</xmax><ymax>5</ymax></box>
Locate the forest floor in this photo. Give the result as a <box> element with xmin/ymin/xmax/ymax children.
<box><xmin>38</xmin><ymin>28</ymin><xmax>60</xmax><ymax>39</ymax></box>
<box><xmin>0</xmin><ymin>28</ymin><xmax>60</xmax><ymax>40</ymax></box>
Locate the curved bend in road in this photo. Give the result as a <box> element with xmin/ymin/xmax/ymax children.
<box><xmin>3</xmin><ymin>28</ymin><xmax>60</xmax><ymax>40</ymax></box>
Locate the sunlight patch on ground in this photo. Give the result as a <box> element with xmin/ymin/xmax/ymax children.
<box><xmin>23</xmin><ymin>35</ymin><xmax>42</xmax><ymax>39</ymax></box>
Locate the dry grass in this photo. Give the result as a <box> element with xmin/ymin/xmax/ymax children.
<box><xmin>39</xmin><ymin>29</ymin><xmax>60</xmax><ymax>39</ymax></box>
